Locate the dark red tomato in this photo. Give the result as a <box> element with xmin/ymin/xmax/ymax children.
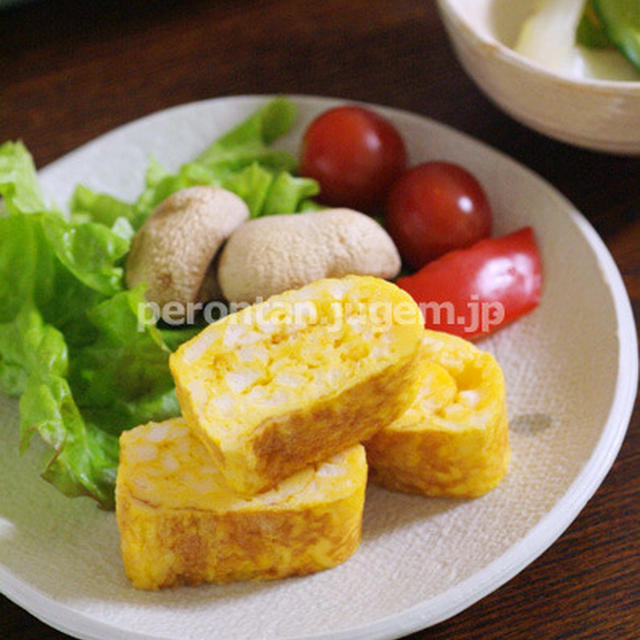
<box><xmin>386</xmin><ymin>162</ymin><xmax>492</xmax><ymax>270</ymax></box>
<box><xmin>396</xmin><ymin>227</ymin><xmax>542</xmax><ymax>340</ymax></box>
<box><xmin>300</xmin><ymin>106</ymin><xmax>407</xmax><ymax>211</ymax></box>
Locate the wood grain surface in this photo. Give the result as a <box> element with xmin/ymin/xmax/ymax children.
<box><xmin>1</xmin><ymin>1</ymin><xmax>639</xmax><ymax>638</ymax></box>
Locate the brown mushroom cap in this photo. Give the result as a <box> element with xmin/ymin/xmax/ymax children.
<box><xmin>217</xmin><ymin>208</ymin><xmax>402</xmax><ymax>304</ymax></box>
<box><xmin>125</xmin><ymin>186</ymin><xmax>249</xmax><ymax>307</ymax></box>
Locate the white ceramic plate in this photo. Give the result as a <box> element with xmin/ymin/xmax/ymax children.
<box><xmin>0</xmin><ymin>96</ymin><xmax>637</xmax><ymax>640</ymax></box>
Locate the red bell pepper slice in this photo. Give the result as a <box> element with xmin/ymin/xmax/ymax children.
<box><xmin>396</xmin><ymin>226</ymin><xmax>542</xmax><ymax>339</ymax></box>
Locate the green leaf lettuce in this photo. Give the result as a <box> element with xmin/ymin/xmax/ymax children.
<box><xmin>70</xmin><ymin>96</ymin><xmax>318</xmax><ymax>227</ymax></box>
<box><xmin>0</xmin><ymin>98</ymin><xmax>314</xmax><ymax>508</ymax></box>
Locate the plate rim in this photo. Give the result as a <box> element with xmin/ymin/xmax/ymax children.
<box><xmin>1</xmin><ymin>94</ymin><xmax>637</xmax><ymax>640</ymax></box>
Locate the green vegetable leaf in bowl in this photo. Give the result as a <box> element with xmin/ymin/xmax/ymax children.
<box><xmin>594</xmin><ymin>0</ymin><xmax>640</xmax><ymax>71</ymax></box>
<box><xmin>578</xmin><ymin>0</ymin><xmax>640</xmax><ymax>72</ymax></box>
<box><xmin>577</xmin><ymin>0</ymin><xmax>613</xmax><ymax>48</ymax></box>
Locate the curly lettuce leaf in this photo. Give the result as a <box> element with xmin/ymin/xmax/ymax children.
<box><xmin>0</xmin><ymin>213</ymin><xmax>128</xmax><ymax>346</ymax></box>
<box><xmin>0</xmin><ymin>98</ymin><xmax>317</xmax><ymax>508</ymax></box>
<box><xmin>0</xmin><ymin>141</ymin><xmax>49</xmax><ymax>216</ymax></box>
<box><xmin>42</xmin><ymin>214</ymin><xmax>129</xmax><ymax>296</ymax></box>
<box><xmin>70</xmin><ymin>184</ymin><xmax>136</xmax><ymax>227</ymax></box>
<box><xmin>158</xmin><ymin>324</ymin><xmax>206</xmax><ymax>352</ymax></box>
<box><xmin>195</xmin><ymin>96</ymin><xmax>297</xmax><ymax>172</ymax></box>
<box><xmin>0</xmin><ymin>294</ymin><xmax>177</xmax><ymax>508</ymax></box>
<box><xmin>19</xmin><ymin>371</ymin><xmax>119</xmax><ymax>508</ymax></box>
<box><xmin>222</xmin><ymin>163</ymin><xmax>320</xmax><ymax>218</ymax></box>
<box><xmin>0</xmin><ymin>303</ymin><xmax>68</xmax><ymax>397</ymax></box>
<box><xmin>129</xmin><ymin>158</ymin><xmax>216</xmax><ymax>225</ymax></box>
<box><xmin>0</xmin><ymin>290</ymin><xmax>179</xmax><ymax>508</ymax></box>
<box><xmin>222</xmin><ymin>162</ymin><xmax>275</xmax><ymax>217</ymax></box>
<box><xmin>69</xmin><ymin>287</ymin><xmax>179</xmax><ymax>432</ymax></box>
<box><xmin>0</xmin><ymin>144</ymin><xmax>134</xmax><ymax>507</ymax></box>
<box><xmin>261</xmin><ymin>171</ymin><xmax>320</xmax><ymax>217</ymax></box>
<box><xmin>70</xmin><ymin>97</ymin><xmax>317</xmax><ymax>229</ymax></box>
<box><xmin>0</xmin><ymin>141</ymin><xmax>129</xmax><ymax>338</ymax></box>
<box><xmin>0</xmin><ymin>302</ymin><xmax>117</xmax><ymax>507</ymax></box>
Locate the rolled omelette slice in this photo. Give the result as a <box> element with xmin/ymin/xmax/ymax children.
<box><xmin>116</xmin><ymin>418</ymin><xmax>368</xmax><ymax>590</ymax></box>
<box><xmin>170</xmin><ymin>275</ymin><xmax>424</xmax><ymax>495</ymax></box>
<box><xmin>365</xmin><ymin>330</ymin><xmax>510</xmax><ymax>498</ymax></box>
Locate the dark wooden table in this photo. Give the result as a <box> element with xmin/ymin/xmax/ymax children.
<box><xmin>1</xmin><ymin>1</ymin><xmax>639</xmax><ymax>638</ymax></box>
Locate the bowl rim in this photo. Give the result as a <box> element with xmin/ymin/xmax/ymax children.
<box><xmin>437</xmin><ymin>0</ymin><xmax>640</xmax><ymax>93</ymax></box>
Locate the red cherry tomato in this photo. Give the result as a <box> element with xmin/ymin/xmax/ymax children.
<box><xmin>300</xmin><ymin>106</ymin><xmax>407</xmax><ymax>211</ymax></box>
<box><xmin>386</xmin><ymin>162</ymin><xmax>492</xmax><ymax>270</ymax></box>
<box><xmin>396</xmin><ymin>227</ymin><xmax>542</xmax><ymax>339</ymax></box>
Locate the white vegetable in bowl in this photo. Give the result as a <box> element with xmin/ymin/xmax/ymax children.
<box><xmin>217</xmin><ymin>208</ymin><xmax>402</xmax><ymax>304</ymax></box>
<box><xmin>514</xmin><ymin>0</ymin><xmax>638</xmax><ymax>81</ymax></box>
